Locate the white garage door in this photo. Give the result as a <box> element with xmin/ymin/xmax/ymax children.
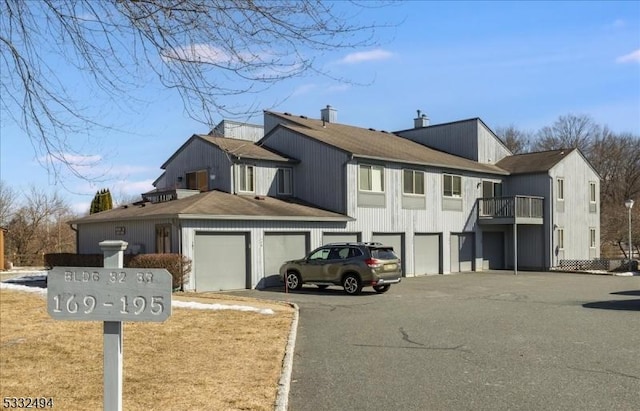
<box><xmin>263</xmin><ymin>233</ymin><xmax>308</xmax><ymax>287</ymax></box>
<box><xmin>322</xmin><ymin>232</ymin><xmax>360</xmax><ymax>245</ymax></box>
<box><xmin>414</xmin><ymin>234</ymin><xmax>441</xmax><ymax>275</ymax></box>
<box><xmin>371</xmin><ymin>233</ymin><xmax>405</xmax><ymax>274</ymax></box>
<box><xmin>194</xmin><ymin>232</ymin><xmax>248</xmax><ymax>291</ymax></box>
<box><xmin>450</xmin><ymin>233</ymin><xmax>474</xmax><ymax>273</ymax></box>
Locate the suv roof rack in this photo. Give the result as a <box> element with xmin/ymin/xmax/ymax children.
<box><xmin>322</xmin><ymin>241</ymin><xmax>385</xmax><ymax>247</ymax></box>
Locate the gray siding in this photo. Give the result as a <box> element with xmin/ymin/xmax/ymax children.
<box><xmin>76</xmin><ymin>219</ymin><xmax>176</xmax><ymax>255</ymax></box>
<box><xmin>162</xmin><ymin>138</ymin><xmax>232</xmax><ymax>192</ymax></box>
<box><xmin>477</xmin><ymin>122</ymin><xmax>512</xmax><ymax>164</ymax></box>
<box><xmin>549</xmin><ymin>150</ymin><xmax>600</xmax><ymax>263</ymax></box>
<box><xmin>213</xmin><ymin>120</ymin><xmax>263</xmax><ymax>142</ymax></box>
<box><xmin>396</xmin><ymin>120</ymin><xmax>479</xmax><ymax>161</ymax></box>
<box><xmin>261</xmin><ymin>128</ymin><xmax>349</xmax><ymax>213</ymax></box>
<box><xmin>345</xmin><ymin>162</ymin><xmax>489</xmax><ymax>274</ymax></box>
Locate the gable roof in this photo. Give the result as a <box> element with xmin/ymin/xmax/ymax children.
<box><xmin>70</xmin><ymin>190</ymin><xmax>351</xmax><ymax>224</ymax></box>
<box><xmin>496</xmin><ymin>148</ymin><xmax>576</xmax><ymax>174</ymax></box>
<box><xmin>161</xmin><ymin>134</ymin><xmax>295</xmax><ymax>169</ymax></box>
<box><xmin>264</xmin><ymin>112</ymin><xmax>508</xmax><ymax>175</ymax></box>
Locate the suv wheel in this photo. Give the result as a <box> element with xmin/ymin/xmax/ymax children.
<box><xmin>373</xmin><ymin>284</ymin><xmax>390</xmax><ymax>293</ymax></box>
<box><xmin>342</xmin><ymin>273</ymin><xmax>362</xmax><ymax>295</ymax></box>
<box><xmin>286</xmin><ymin>271</ymin><xmax>303</xmax><ymax>290</ymax></box>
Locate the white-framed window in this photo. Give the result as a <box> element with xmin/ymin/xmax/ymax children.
<box><xmin>277</xmin><ymin>168</ymin><xmax>293</xmax><ymax>195</ymax></box>
<box><xmin>238</xmin><ymin>164</ymin><xmax>254</xmax><ymax>193</ymax></box>
<box><xmin>186</xmin><ymin>169</ymin><xmax>208</xmax><ymax>191</ymax></box>
<box><xmin>557</xmin><ymin>228</ymin><xmax>564</xmax><ymax>250</ymax></box>
<box><xmin>359</xmin><ymin>164</ymin><xmax>385</xmax><ymax>192</ymax></box>
<box><xmin>557</xmin><ymin>178</ymin><xmax>564</xmax><ymax>201</ymax></box>
<box><xmin>403</xmin><ymin>169</ymin><xmax>425</xmax><ymax>195</ymax></box>
<box><xmin>590</xmin><ymin>228</ymin><xmax>596</xmax><ymax>248</ymax></box>
<box><xmin>443</xmin><ymin>174</ymin><xmax>462</xmax><ymax>198</ymax></box>
<box><xmin>589</xmin><ymin>182</ymin><xmax>597</xmax><ymax>203</ymax></box>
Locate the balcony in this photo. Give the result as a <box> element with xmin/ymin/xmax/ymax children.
<box><xmin>478</xmin><ymin>196</ymin><xmax>544</xmax><ymax>225</ymax></box>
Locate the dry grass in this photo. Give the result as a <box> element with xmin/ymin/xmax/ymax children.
<box><xmin>0</xmin><ymin>289</ymin><xmax>293</xmax><ymax>410</ymax></box>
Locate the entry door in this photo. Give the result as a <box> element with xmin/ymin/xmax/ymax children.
<box><xmin>194</xmin><ymin>232</ymin><xmax>249</xmax><ymax>291</ymax></box>
<box><xmin>450</xmin><ymin>233</ymin><xmax>474</xmax><ymax>273</ymax></box>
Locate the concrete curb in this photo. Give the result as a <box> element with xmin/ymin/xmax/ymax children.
<box><xmin>275</xmin><ymin>302</ymin><xmax>299</xmax><ymax>411</ymax></box>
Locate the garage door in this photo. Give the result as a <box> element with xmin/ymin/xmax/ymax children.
<box><xmin>371</xmin><ymin>233</ymin><xmax>405</xmax><ymax>275</ymax></box>
<box><xmin>322</xmin><ymin>232</ymin><xmax>361</xmax><ymax>245</ymax></box>
<box><xmin>194</xmin><ymin>232</ymin><xmax>249</xmax><ymax>291</ymax></box>
<box><xmin>263</xmin><ymin>233</ymin><xmax>308</xmax><ymax>287</ymax></box>
<box><xmin>414</xmin><ymin>234</ymin><xmax>441</xmax><ymax>275</ymax></box>
<box><xmin>450</xmin><ymin>233</ymin><xmax>474</xmax><ymax>273</ymax></box>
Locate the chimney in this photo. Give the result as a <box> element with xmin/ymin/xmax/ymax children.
<box><xmin>321</xmin><ymin>105</ymin><xmax>337</xmax><ymax>124</ymax></box>
<box><xmin>414</xmin><ymin>109</ymin><xmax>430</xmax><ymax>128</ymax></box>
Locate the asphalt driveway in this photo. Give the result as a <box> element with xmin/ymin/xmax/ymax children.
<box><xmin>236</xmin><ymin>271</ymin><xmax>640</xmax><ymax>411</ymax></box>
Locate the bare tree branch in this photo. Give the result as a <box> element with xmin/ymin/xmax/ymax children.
<box><xmin>1</xmin><ymin>0</ymin><xmax>394</xmax><ymax>181</ymax></box>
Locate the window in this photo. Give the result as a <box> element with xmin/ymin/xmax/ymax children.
<box><xmin>238</xmin><ymin>164</ymin><xmax>254</xmax><ymax>192</ymax></box>
<box><xmin>308</xmin><ymin>248</ymin><xmax>330</xmax><ymax>261</ymax></box>
<box><xmin>155</xmin><ymin>225</ymin><xmax>171</xmax><ymax>253</ymax></box>
<box><xmin>403</xmin><ymin>169</ymin><xmax>425</xmax><ymax>195</ymax></box>
<box><xmin>277</xmin><ymin>168</ymin><xmax>293</xmax><ymax>195</ymax></box>
<box><xmin>359</xmin><ymin>165</ymin><xmax>384</xmax><ymax>192</ymax></box>
<box><xmin>186</xmin><ymin>170</ymin><xmax>208</xmax><ymax>191</ymax></box>
<box><xmin>482</xmin><ymin>180</ymin><xmax>502</xmax><ymax>198</ymax></box>
<box><xmin>590</xmin><ymin>228</ymin><xmax>596</xmax><ymax>248</ymax></box>
<box><xmin>557</xmin><ymin>228</ymin><xmax>564</xmax><ymax>250</ymax></box>
<box><xmin>443</xmin><ymin>174</ymin><xmax>462</xmax><ymax>197</ymax></box>
<box><xmin>589</xmin><ymin>182</ymin><xmax>597</xmax><ymax>203</ymax></box>
<box><xmin>557</xmin><ymin>178</ymin><xmax>564</xmax><ymax>200</ymax></box>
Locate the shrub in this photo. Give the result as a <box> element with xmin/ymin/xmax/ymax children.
<box><xmin>126</xmin><ymin>254</ymin><xmax>191</xmax><ymax>290</ymax></box>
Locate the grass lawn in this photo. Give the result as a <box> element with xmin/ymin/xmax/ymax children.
<box><xmin>0</xmin><ymin>289</ymin><xmax>294</xmax><ymax>410</ymax></box>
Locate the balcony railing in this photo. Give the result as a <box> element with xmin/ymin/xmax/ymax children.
<box><xmin>478</xmin><ymin>196</ymin><xmax>544</xmax><ymax>222</ymax></box>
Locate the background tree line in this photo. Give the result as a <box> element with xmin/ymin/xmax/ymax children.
<box><xmin>0</xmin><ymin>184</ymin><xmax>122</xmax><ymax>267</ymax></box>
<box><xmin>495</xmin><ymin>114</ymin><xmax>639</xmax><ymax>258</ymax></box>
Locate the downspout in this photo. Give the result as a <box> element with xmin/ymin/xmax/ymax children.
<box><xmin>70</xmin><ymin>223</ymin><xmax>79</xmax><ymax>253</ymax></box>
<box><xmin>175</xmin><ymin>218</ymin><xmax>184</xmax><ymax>292</ymax></box>
<box><xmin>549</xmin><ymin>175</ymin><xmax>555</xmax><ymax>269</ymax></box>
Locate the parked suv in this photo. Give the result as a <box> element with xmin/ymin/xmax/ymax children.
<box><xmin>279</xmin><ymin>242</ymin><xmax>402</xmax><ymax>295</ymax></box>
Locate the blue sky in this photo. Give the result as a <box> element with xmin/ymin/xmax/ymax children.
<box><xmin>1</xmin><ymin>0</ymin><xmax>639</xmax><ymax>214</ymax></box>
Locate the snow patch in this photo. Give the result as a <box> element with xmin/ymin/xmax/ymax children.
<box><xmin>172</xmin><ymin>300</ymin><xmax>274</xmax><ymax>315</ymax></box>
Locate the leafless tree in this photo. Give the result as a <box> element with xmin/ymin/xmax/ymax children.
<box><xmin>494</xmin><ymin>125</ymin><xmax>532</xmax><ymax>154</ymax></box>
<box><xmin>1</xmin><ymin>0</ymin><xmax>392</xmax><ymax>181</ymax></box>
<box><xmin>5</xmin><ymin>186</ymin><xmax>77</xmax><ymax>265</ymax></box>
<box><xmin>532</xmin><ymin>114</ymin><xmax>606</xmax><ymax>154</ymax></box>
<box><xmin>0</xmin><ymin>180</ymin><xmax>17</xmax><ymax>226</ymax></box>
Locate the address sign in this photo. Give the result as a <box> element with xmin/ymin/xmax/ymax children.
<box><xmin>47</xmin><ymin>267</ymin><xmax>172</xmax><ymax>322</ymax></box>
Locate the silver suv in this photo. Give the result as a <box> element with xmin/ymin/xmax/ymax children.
<box><xmin>279</xmin><ymin>242</ymin><xmax>402</xmax><ymax>295</ymax></box>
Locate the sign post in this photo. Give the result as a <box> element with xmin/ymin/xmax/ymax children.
<box><xmin>101</xmin><ymin>241</ymin><xmax>126</xmax><ymax>411</ymax></box>
<box><xmin>47</xmin><ymin>241</ymin><xmax>172</xmax><ymax>411</ymax></box>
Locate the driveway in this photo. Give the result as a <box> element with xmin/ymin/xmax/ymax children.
<box><xmin>235</xmin><ymin>272</ymin><xmax>640</xmax><ymax>411</ymax></box>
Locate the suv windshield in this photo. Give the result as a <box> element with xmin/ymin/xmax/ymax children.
<box><xmin>370</xmin><ymin>247</ymin><xmax>398</xmax><ymax>260</ymax></box>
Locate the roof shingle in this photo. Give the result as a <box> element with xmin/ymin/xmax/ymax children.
<box><xmin>266</xmin><ymin>112</ymin><xmax>508</xmax><ymax>175</ymax></box>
